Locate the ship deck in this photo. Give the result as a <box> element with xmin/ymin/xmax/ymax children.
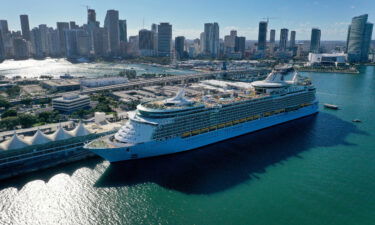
<box><xmin>85</xmin><ymin>135</ymin><xmax>133</xmax><ymax>149</ymax></box>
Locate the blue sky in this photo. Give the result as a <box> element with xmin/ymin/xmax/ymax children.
<box><xmin>0</xmin><ymin>0</ymin><xmax>374</xmax><ymax>40</ymax></box>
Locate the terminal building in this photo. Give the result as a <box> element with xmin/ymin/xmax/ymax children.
<box><xmin>52</xmin><ymin>94</ymin><xmax>90</xmax><ymax>112</ymax></box>
<box><xmin>0</xmin><ymin>120</ymin><xmax>122</xmax><ymax>180</ymax></box>
<box><xmin>308</xmin><ymin>53</ymin><xmax>347</xmax><ymax>66</ymax></box>
<box><xmin>80</xmin><ymin>77</ymin><xmax>129</xmax><ymax>88</ymax></box>
<box><xmin>41</xmin><ymin>80</ymin><xmax>81</xmax><ymax>92</ymax></box>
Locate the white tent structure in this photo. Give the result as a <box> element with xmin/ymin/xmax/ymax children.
<box><xmin>69</xmin><ymin>121</ymin><xmax>90</xmax><ymax>137</ymax></box>
<box><xmin>48</xmin><ymin>125</ymin><xmax>73</xmax><ymax>141</ymax></box>
<box><xmin>2</xmin><ymin>132</ymin><xmax>28</xmax><ymax>150</ymax></box>
<box><xmin>28</xmin><ymin>129</ymin><xmax>51</xmax><ymax>145</ymax></box>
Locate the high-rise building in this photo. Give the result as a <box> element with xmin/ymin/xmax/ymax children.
<box><xmin>20</xmin><ymin>15</ymin><xmax>31</xmax><ymax>41</ymax></box>
<box><xmin>138</xmin><ymin>29</ymin><xmax>154</xmax><ymax>56</ymax></box>
<box><xmin>70</xmin><ymin>21</ymin><xmax>78</xmax><ymax>29</ymax></box>
<box><xmin>310</xmin><ymin>28</ymin><xmax>321</xmax><ymax>53</ymax></box>
<box><xmin>270</xmin><ymin>29</ymin><xmax>276</xmax><ymax>43</ymax></box>
<box><xmin>224</xmin><ymin>30</ymin><xmax>237</xmax><ymax>54</ymax></box>
<box><xmin>46</xmin><ymin>28</ymin><xmax>60</xmax><ymax>56</ymax></box>
<box><xmin>104</xmin><ymin>10</ymin><xmax>120</xmax><ymax>55</ymax></box>
<box><xmin>279</xmin><ymin>28</ymin><xmax>288</xmax><ymax>51</ymax></box>
<box><xmin>258</xmin><ymin>21</ymin><xmax>267</xmax><ymax>51</ymax></box>
<box><xmin>38</xmin><ymin>24</ymin><xmax>48</xmax><ymax>55</ymax></box>
<box><xmin>290</xmin><ymin>31</ymin><xmax>296</xmax><ymax>48</ymax></box>
<box><xmin>230</xmin><ymin>30</ymin><xmax>237</xmax><ymax>37</ymax></box>
<box><xmin>235</xmin><ymin>36</ymin><xmax>246</xmax><ymax>56</ymax></box>
<box><xmin>92</xmin><ymin>27</ymin><xmax>109</xmax><ymax>56</ymax></box>
<box><xmin>88</xmin><ymin>9</ymin><xmax>96</xmax><ymax>24</ymax></box>
<box><xmin>204</xmin><ymin>22</ymin><xmax>219</xmax><ymax>57</ymax></box>
<box><xmin>200</xmin><ymin>32</ymin><xmax>205</xmax><ymax>54</ymax></box>
<box><xmin>65</xmin><ymin>29</ymin><xmax>78</xmax><ymax>57</ymax></box>
<box><xmin>151</xmin><ymin>24</ymin><xmax>158</xmax><ymax>53</ymax></box>
<box><xmin>119</xmin><ymin>20</ymin><xmax>127</xmax><ymax>43</ymax></box>
<box><xmin>56</xmin><ymin>22</ymin><xmax>69</xmax><ymax>55</ymax></box>
<box><xmin>157</xmin><ymin>22</ymin><xmax>172</xmax><ymax>57</ymax></box>
<box><xmin>31</xmin><ymin>28</ymin><xmax>43</xmax><ymax>58</ymax></box>
<box><xmin>175</xmin><ymin>36</ymin><xmax>185</xmax><ymax>59</ymax></box>
<box><xmin>0</xmin><ymin>30</ymin><xmax>5</xmax><ymax>59</ymax></box>
<box><xmin>76</xmin><ymin>30</ymin><xmax>90</xmax><ymax>56</ymax></box>
<box><xmin>13</xmin><ymin>37</ymin><xmax>28</xmax><ymax>59</ymax></box>
<box><xmin>0</xmin><ymin>20</ymin><xmax>9</xmax><ymax>34</ymax></box>
<box><xmin>346</xmin><ymin>14</ymin><xmax>373</xmax><ymax>62</ymax></box>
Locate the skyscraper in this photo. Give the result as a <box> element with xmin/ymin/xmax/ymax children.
<box><xmin>0</xmin><ymin>20</ymin><xmax>9</xmax><ymax>34</ymax></box>
<box><xmin>76</xmin><ymin>30</ymin><xmax>90</xmax><ymax>56</ymax></box>
<box><xmin>204</xmin><ymin>22</ymin><xmax>219</xmax><ymax>58</ymax></box>
<box><xmin>65</xmin><ymin>29</ymin><xmax>78</xmax><ymax>57</ymax></box>
<box><xmin>88</xmin><ymin>9</ymin><xmax>96</xmax><ymax>25</ymax></box>
<box><xmin>13</xmin><ymin>37</ymin><xmax>28</xmax><ymax>59</ymax></box>
<box><xmin>346</xmin><ymin>14</ymin><xmax>373</xmax><ymax>62</ymax></box>
<box><xmin>92</xmin><ymin>28</ymin><xmax>109</xmax><ymax>56</ymax></box>
<box><xmin>104</xmin><ymin>10</ymin><xmax>120</xmax><ymax>55</ymax></box>
<box><xmin>310</xmin><ymin>28</ymin><xmax>321</xmax><ymax>53</ymax></box>
<box><xmin>224</xmin><ymin>30</ymin><xmax>236</xmax><ymax>54</ymax></box>
<box><xmin>69</xmin><ymin>21</ymin><xmax>78</xmax><ymax>29</ymax></box>
<box><xmin>119</xmin><ymin>20</ymin><xmax>127</xmax><ymax>43</ymax></box>
<box><xmin>175</xmin><ymin>36</ymin><xmax>185</xmax><ymax>59</ymax></box>
<box><xmin>258</xmin><ymin>21</ymin><xmax>267</xmax><ymax>51</ymax></box>
<box><xmin>290</xmin><ymin>30</ymin><xmax>296</xmax><ymax>48</ymax></box>
<box><xmin>31</xmin><ymin>27</ymin><xmax>43</xmax><ymax>58</ymax></box>
<box><xmin>151</xmin><ymin>24</ymin><xmax>158</xmax><ymax>53</ymax></box>
<box><xmin>38</xmin><ymin>24</ymin><xmax>48</xmax><ymax>55</ymax></box>
<box><xmin>270</xmin><ymin>29</ymin><xmax>276</xmax><ymax>43</ymax></box>
<box><xmin>0</xmin><ymin>30</ymin><xmax>5</xmax><ymax>60</ymax></box>
<box><xmin>235</xmin><ymin>36</ymin><xmax>246</xmax><ymax>56</ymax></box>
<box><xmin>157</xmin><ymin>23</ymin><xmax>172</xmax><ymax>57</ymax></box>
<box><xmin>279</xmin><ymin>28</ymin><xmax>288</xmax><ymax>51</ymax></box>
<box><xmin>139</xmin><ymin>29</ymin><xmax>154</xmax><ymax>56</ymax></box>
<box><xmin>56</xmin><ymin>22</ymin><xmax>69</xmax><ymax>55</ymax></box>
<box><xmin>20</xmin><ymin>15</ymin><xmax>31</xmax><ymax>41</ymax></box>
<box><xmin>46</xmin><ymin>28</ymin><xmax>60</xmax><ymax>57</ymax></box>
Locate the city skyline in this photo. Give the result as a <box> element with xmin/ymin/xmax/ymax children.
<box><xmin>0</xmin><ymin>0</ymin><xmax>374</xmax><ymax>40</ymax></box>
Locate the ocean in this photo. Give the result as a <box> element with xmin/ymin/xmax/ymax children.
<box><xmin>0</xmin><ymin>64</ymin><xmax>374</xmax><ymax>225</ymax></box>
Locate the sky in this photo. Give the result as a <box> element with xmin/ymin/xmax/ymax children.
<box><xmin>0</xmin><ymin>0</ymin><xmax>375</xmax><ymax>40</ymax></box>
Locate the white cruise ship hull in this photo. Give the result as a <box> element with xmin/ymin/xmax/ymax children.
<box><xmin>89</xmin><ymin>102</ymin><xmax>318</xmax><ymax>162</ymax></box>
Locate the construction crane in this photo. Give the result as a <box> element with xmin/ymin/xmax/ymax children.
<box><xmin>80</xmin><ymin>5</ymin><xmax>90</xmax><ymax>10</ymax></box>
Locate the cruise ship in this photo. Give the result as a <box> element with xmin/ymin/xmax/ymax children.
<box><xmin>85</xmin><ymin>71</ymin><xmax>318</xmax><ymax>162</ymax></box>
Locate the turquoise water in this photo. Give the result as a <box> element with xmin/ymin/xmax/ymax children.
<box><xmin>0</xmin><ymin>66</ymin><xmax>375</xmax><ymax>225</ymax></box>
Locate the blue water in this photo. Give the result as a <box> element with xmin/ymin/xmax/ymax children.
<box><xmin>0</xmin><ymin>66</ymin><xmax>374</xmax><ymax>225</ymax></box>
<box><xmin>0</xmin><ymin>58</ymin><xmax>195</xmax><ymax>79</ymax></box>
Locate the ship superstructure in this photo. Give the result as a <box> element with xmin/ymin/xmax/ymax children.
<box><xmin>85</xmin><ymin>71</ymin><xmax>318</xmax><ymax>162</ymax></box>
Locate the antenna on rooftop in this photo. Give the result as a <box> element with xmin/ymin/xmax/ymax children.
<box><xmin>261</xmin><ymin>17</ymin><xmax>278</xmax><ymax>23</ymax></box>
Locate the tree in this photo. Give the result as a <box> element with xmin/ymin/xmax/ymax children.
<box><xmin>0</xmin><ymin>117</ymin><xmax>19</xmax><ymax>130</ymax></box>
<box><xmin>18</xmin><ymin>114</ymin><xmax>38</xmax><ymax>128</ymax></box>
<box><xmin>0</xmin><ymin>98</ymin><xmax>11</xmax><ymax>109</ymax></box>
<box><xmin>5</xmin><ymin>85</ymin><xmax>21</xmax><ymax>98</ymax></box>
<box><xmin>95</xmin><ymin>103</ymin><xmax>113</xmax><ymax>113</ymax></box>
<box><xmin>72</xmin><ymin>109</ymin><xmax>90</xmax><ymax>119</ymax></box>
<box><xmin>20</xmin><ymin>98</ymin><xmax>33</xmax><ymax>106</ymax></box>
<box><xmin>1</xmin><ymin>109</ymin><xmax>17</xmax><ymax>118</ymax></box>
<box><xmin>38</xmin><ymin>111</ymin><xmax>61</xmax><ymax>123</ymax></box>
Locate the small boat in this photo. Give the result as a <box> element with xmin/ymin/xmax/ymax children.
<box><xmin>324</xmin><ymin>104</ymin><xmax>339</xmax><ymax>110</ymax></box>
<box><xmin>352</xmin><ymin>119</ymin><xmax>361</xmax><ymax>123</ymax></box>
